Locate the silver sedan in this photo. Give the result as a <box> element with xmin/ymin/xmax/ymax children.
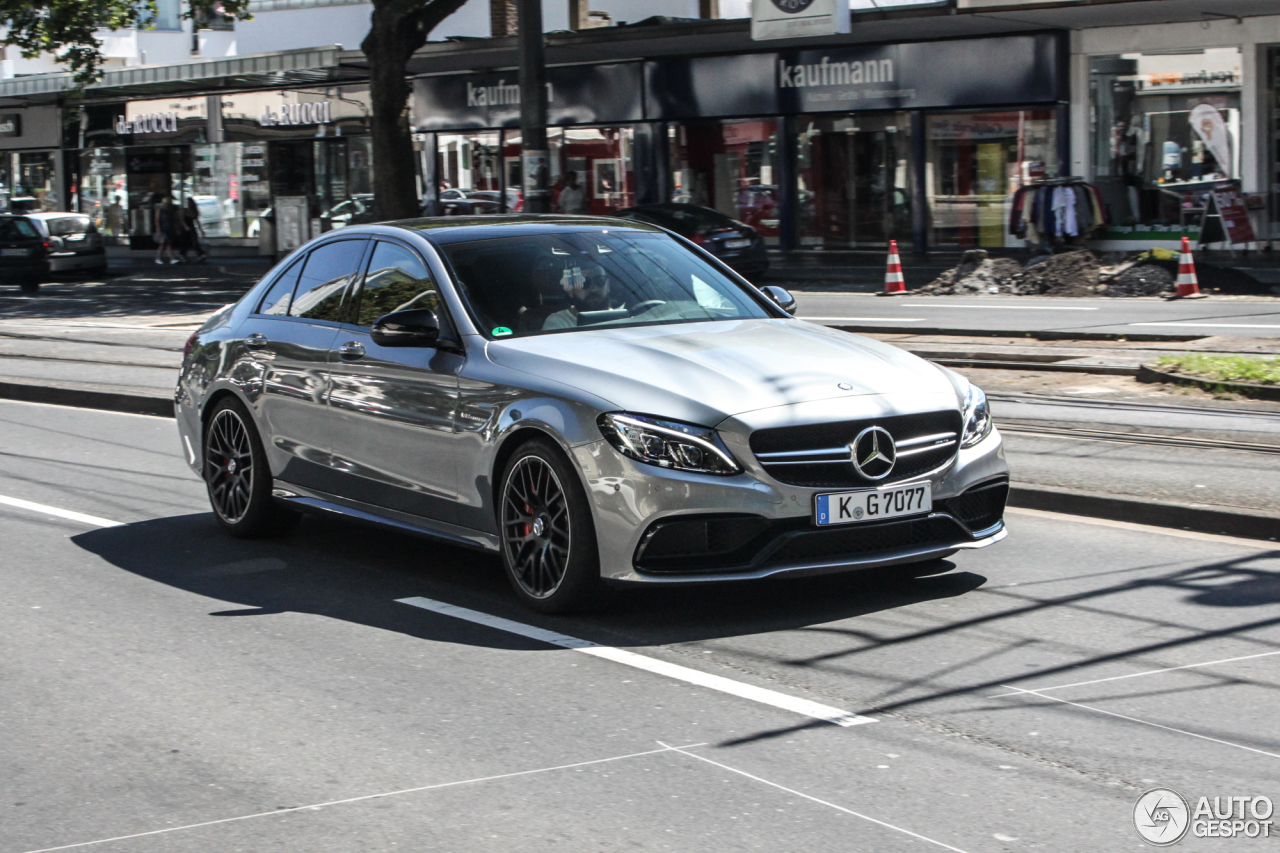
<box><xmin>176</xmin><ymin>216</ymin><xmax>1007</xmax><ymax>612</ymax></box>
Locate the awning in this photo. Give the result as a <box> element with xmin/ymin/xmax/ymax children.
<box><xmin>0</xmin><ymin>45</ymin><xmax>367</xmax><ymax>106</ymax></box>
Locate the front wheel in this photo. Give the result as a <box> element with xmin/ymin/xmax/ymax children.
<box><xmin>499</xmin><ymin>438</ymin><xmax>608</xmax><ymax>613</ymax></box>
<box><xmin>203</xmin><ymin>397</ymin><xmax>299</xmax><ymax>537</ymax></box>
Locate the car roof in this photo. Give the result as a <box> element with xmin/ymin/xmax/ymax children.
<box><xmin>361</xmin><ymin>214</ymin><xmax>668</xmax><ymax>245</ymax></box>
<box><xmin>13</xmin><ymin>212</ymin><xmax>89</xmax><ymax>220</ymax></box>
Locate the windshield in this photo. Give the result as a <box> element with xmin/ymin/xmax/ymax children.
<box><xmin>47</xmin><ymin>216</ymin><xmax>93</xmax><ymax>236</ymax></box>
<box><xmin>438</xmin><ymin>230</ymin><xmax>772</xmax><ymax>339</ymax></box>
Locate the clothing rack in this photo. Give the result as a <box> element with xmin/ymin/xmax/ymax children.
<box><xmin>1009</xmin><ymin>178</ymin><xmax>1105</xmax><ymax>247</ymax></box>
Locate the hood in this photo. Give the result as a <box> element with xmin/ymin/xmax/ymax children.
<box><xmin>486</xmin><ymin>319</ymin><xmax>958</xmax><ymax>426</ymax></box>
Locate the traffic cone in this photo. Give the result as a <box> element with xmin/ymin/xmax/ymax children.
<box><xmin>879</xmin><ymin>240</ymin><xmax>906</xmax><ymax>295</ymax></box>
<box><xmin>1173</xmin><ymin>236</ymin><xmax>1206</xmax><ymax>299</ymax></box>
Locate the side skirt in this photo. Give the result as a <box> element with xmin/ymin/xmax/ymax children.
<box><xmin>273</xmin><ymin>482</ymin><xmax>500</xmax><ymax>553</ymax></box>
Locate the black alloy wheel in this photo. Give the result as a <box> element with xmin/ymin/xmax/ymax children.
<box><xmin>203</xmin><ymin>397</ymin><xmax>299</xmax><ymax>537</ymax></box>
<box><xmin>499</xmin><ymin>438</ymin><xmax>607</xmax><ymax>613</ymax></box>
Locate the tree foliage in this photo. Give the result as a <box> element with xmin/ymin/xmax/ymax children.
<box><xmin>1</xmin><ymin>0</ymin><xmax>250</xmax><ymax>84</ymax></box>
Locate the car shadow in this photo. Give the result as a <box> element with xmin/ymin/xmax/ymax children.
<box><xmin>70</xmin><ymin>511</ymin><xmax>985</xmax><ymax>652</ymax></box>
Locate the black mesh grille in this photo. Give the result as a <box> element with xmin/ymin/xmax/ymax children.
<box><xmin>750</xmin><ymin>410</ymin><xmax>962</xmax><ymax>488</ymax></box>
<box><xmin>763</xmin><ymin>516</ymin><xmax>966</xmax><ymax>566</ymax></box>
<box><xmin>938</xmin><ymin>479</ymin><xmax>1008</xmax><ymax>533</ymax></box>
<box><xmin>636</xmin><ymin>515</ymin><xmax>779</xmax><ymax>572</ymax></box>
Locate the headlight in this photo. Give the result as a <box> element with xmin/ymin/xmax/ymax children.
<box><xmin>961</xmin><ymin>384</ymin><xmax>993</xmax><ymax>448</ymax></box>
<box><xmin>598</xmin><ymin>413</ymin><xmax>741</xmax><ymax>475</ymax></box>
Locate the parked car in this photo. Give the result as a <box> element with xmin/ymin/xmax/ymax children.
<box><xmin>324</xmin><ymin>194</ymin><xmax>377</xmax><ymax>229</ymax></box>
<box><xmin>613</xmin><ymin>203</ymin><xmax>769</xmax><ymax>280</ymax></box>
<box><xmin>177</xmin><ymin>216</ymin><xmax>1007</xmax><ymax>613</ymax></box>
<box><xmin>465</xmin><ymin>189</ymin><xmax>523</xmax><ymax>214</ymax></box>
<box><xmin>0</xmin><ymin>212</ymin><xmax>108</xmax><ymax>292</ymax></box>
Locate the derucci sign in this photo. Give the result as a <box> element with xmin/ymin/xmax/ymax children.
<box><xmin>115</xmin><ymin>112</ymin><xmax>180</xmax><ymax>134</ymax></box>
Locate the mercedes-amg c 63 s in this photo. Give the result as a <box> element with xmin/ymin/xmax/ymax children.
<box><xmin>176</xmin><ymin>216</ymin><xmax>1007</xmax><ymax>612</ymax></box>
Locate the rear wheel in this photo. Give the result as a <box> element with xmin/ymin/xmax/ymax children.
<box><xmin>499</xmin><ymin>438</ymin><xmax>608</xmax><ymax>613</ymax></box>
<box><xmin>203</xmin><ymin>397</ymin><xmax>299</xmax><ymax>537</ymax></box>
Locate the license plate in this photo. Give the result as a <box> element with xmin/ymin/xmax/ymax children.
<box><xmin>815</xmin><ymin>483</ymin><xmax>932</xmax><ymax>526</ymax></box>
<box><xmin>1</xmin><ymin>248</ymin><xmax>29</xmax><ymax>257</ymax></box>
<box><xmin>724</xmin><ymin>238</ymin><xmax>752</xmax><ymax>249</ymax></box>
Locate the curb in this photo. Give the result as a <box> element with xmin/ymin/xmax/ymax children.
<box><xmin>1137</xmin><ymin>364</ymin><xmax>1280</xmax><ymax>402</ymax></box>
<box><xmin>930</xmin><ymin>358</ymin><xmax>1138</xmax><ymax>375</ymax></box>
<box><xmin>1008</xmin><ymin>484</ymin><xmax>1280</xmax><ymax>543</ymax></box>
<box><xmin>0</xmin><ymin>380</ymin><xmax>174</xmax><ymax>418</ymax></box>
<box><xmin>829</xmin><ymin>324</ymin><xmax>1204</xmax><ymax>343</ymax></box>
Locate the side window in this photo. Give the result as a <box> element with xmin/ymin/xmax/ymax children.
<box><xmin>290</xmin><ymin>239</ymin><xmax>367</xmax><ymax>322</ymax></box>
<box><xmin>352</xmin><ymin>241</ymin><xmax>441</xmax><ymax>327</ymax></box>
<box><xmin>256</xmin><ymin>258</ymin><xmax>303</xmax><ymax>316</ymax></box>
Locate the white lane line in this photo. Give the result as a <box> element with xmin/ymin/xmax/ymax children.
<box><xmin>1128</xmin><ymin>322</ymin><xmax>1280</xmax><ymax>329</ymax></box>
<box><xmin>997</xmin><ymin>685</ymin><xmax>1280</xmax><ymax>760</ymax></box>
<box><xmin>798</xmin><ymin>316</ymin><xmax>925</xmax><ymax>322</ymax></box>
<box><xmin>900</xmin><ymin>303</ymin><xmax>1099</xmax><ymax>311</ymax></box>
<box><xmin>0</xmin><ymin>398</ymin><xmax>168</xmax><ymax>419</ymax></box>
<box><xmin>1005</xmin><ymin>507</ymin><xmax>1278</xmax><ymax>550</ymax></box>
<box><xmin>659</xmin><ymin>742</ymin><xmax>972</xmax><ymax>853</ymax></box>
<box><xmin>18</xmin><ymin>742</ymin><xmax>704</xmax><ymax>853</ymax></box>
<box><xmin>397</xmin><ymin>597</ymin><xmax>874</xmax><ymax>728</ymax></box>
<box><xmin>989</xmin><ymin>649</ymin><xmax>1280</xmax><ymax>698</ymax></box>
<box><xmin>0</xmin><ymin>494</ymin><xmax>122</xmax><ymax>528</ymax></box>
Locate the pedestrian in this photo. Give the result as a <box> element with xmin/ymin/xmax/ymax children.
<box><xmin>104</xmin><ymin>195</ymin><xmax>125</xmax><ymax>239</ymax></box>
<box><xmin>182</xmin><ymin>196</ymin><xmax>206</xmax><ymax>262</ymax></box>
<box><xmin>153</xmin><ymin>195</ymin><xmax>180</xmax><ymax>265</ymax></box>
<box><xmin>556</xmin><ymin>171</ymin><xmax>587</xmax><ymax>214</ymax></box>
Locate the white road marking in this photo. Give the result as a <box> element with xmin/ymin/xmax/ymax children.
<box><xmin>798</xmin><ymin>316</ymin><xmax>925</xmax><ymax>322</ymax></box>
<box><xmin>1128</xmin><ymin>322</ymin><xmax>1280</xmax><ymax>329</ymax></box>
<box><xmin>18</xmin><ymin>742</ymin><xmax>704</xmax><ymax>853</ymax></box>
<box><xmin>0</xmin><ymin>398</ymin><xmax>169</xmax><ymax>419</ymax></box>
<box><xmin>659</xmin><ymin>742</ymin><xmax>972</xmax><ymax>853</ymax></box>
<box><xmin>397</xmin><ymin>597</ymin><xmax>874</xmax><ymax>727</ymax></box>
<box><xmin>997</xmin><ymin>686</ymin><xmax>1280</xmax><ymax>760</ymax></box>
<box><xmin>1005</xmin><ymin>507</ymin><xmax>1277</xmax><ymax>550</ymax></box>
<box><xmin>989</xmin><ymin>649</ymin><xmax>1280</xmax><ymax>698</ymax></box>
<box><xmin>0</xmin><ymin>494</ymin><xmax>122</xmax><ymax>528</ymax></box>
<box><xmin>900</xmin><ymin>303</ymin><xmax>1099</xmax><ymax>311</ymax></box>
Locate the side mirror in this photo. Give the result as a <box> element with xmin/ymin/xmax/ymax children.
<box><xmin>370</xmin><ymin>308</ymin><xmax>441</xmax><ymax>348</ymax></box>
<box><xmin>761</xmin><ymin>285</ymin><xmax>797</xmax><ymax>316</ymax></box>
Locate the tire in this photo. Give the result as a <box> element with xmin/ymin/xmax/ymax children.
<box><xmin>203</xmin><ymin>396</ymin><xmax>300</xmax><ymax>538</ymax></box>
<box><xmin>498</xmin><ymin>437</ymin><xmax>609</xmax><ymax>613</ymax></box>
<box><xmin>19</xmin><ymin>279</ymin><xmax>39</xmax><ymax>294</ymax></box>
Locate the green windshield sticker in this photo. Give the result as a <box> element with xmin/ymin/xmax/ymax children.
<box><xmin>492</xmin><ymin>327</ymin><xmax>513</xmax><ymax>337</ymax></box>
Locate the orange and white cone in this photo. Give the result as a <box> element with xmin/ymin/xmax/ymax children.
<box><xmin>1174</xmin><ymin>236</ymin><xmax>1205</xmax><ymax>298</ymax></box>
<box><xmin>880</xmin><ymin>240</ymin><xmax>906</xmax><ymax>295</ymax></box>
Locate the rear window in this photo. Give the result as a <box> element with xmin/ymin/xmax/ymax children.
<box><xmin>46</xmin><ymin>216</ymin><xmax>93</xmax><ymax>236</ymax></box>
<box><xmin>0</xmin><ymin>218</ymin><xmax>39</xmax><ymax>240</ymax></box>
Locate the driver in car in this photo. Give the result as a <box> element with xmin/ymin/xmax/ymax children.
<box><xmin>542</xmin><ymin>261</ymin><xmax>618</xmax><ymax>330</ymax></box>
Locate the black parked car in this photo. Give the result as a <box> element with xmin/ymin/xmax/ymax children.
<box><xmin>613</xmin><ymin>203</ymin><xmax>769</xmax><ymax>280</ymax></box>
<box><xmin>0</xmin><ymin>213</ymin><xmax>108</xmax><ymax>292</ymax></box>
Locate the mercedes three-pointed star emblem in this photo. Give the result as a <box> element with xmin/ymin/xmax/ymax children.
<box><xmin>850</xmin><ymin>426</ymin><xmax>897</xmax><ymax>480</ymax></box>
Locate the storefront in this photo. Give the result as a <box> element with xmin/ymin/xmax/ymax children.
<box><xmin>1088</xmin><ymin>47</ymin><xmax>1246</xmax><ymax>249</ymax></box>
<box><xmin>412</xmin><ymin>32</ymin><xmax>1065</xmax><ymax>251</ymax></box>
<box><xmin>63</xmin><ymin>85</ymin><xmax>372</xmax><ymax>252</ymax></box>
<box><xmin>0</xmin><ymin>106</ymin><xmax>63</xmax><ymax>214</ymax></box>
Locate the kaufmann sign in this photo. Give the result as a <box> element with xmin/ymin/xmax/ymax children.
<box><xmin>752</xmin><ymin>0</ymin><xmax>850</xmax><ymax>41</ymax></box>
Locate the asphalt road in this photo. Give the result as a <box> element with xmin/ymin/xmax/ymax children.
<box><xmin>793</xmin><ymin>293</ymin><xmax>1280</xmax><ymax>338</ymax></box>
<box><xmin>3</xmin><ymin>398</ymin><xmax>1280</xmax><ymax>852</ymax></box>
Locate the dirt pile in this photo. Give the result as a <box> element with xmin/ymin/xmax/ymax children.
<box><xmin>1102</xmin><ymin>263</ymin><xmax>1175</xmax><ymax>297</ymax></box>
<box><xmin>918</xmin><ymin>250</ymin><xmax>1027</xmax><ymax>295</ymax></box>
<box><xmin>1021</xmin><ymin>251</ymin><xmax>1100</xmax><ymax>296</ymax></box>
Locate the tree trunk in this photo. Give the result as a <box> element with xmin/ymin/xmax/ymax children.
<box><xmin>365</xmin><ymin>12</ymin><xmax>420</xmax><ymax>222</ymax></box>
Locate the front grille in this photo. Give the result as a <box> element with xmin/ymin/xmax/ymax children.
<box><xmin>937</xmin><ymin>478</ymin><xmax>1008</xmax><ymax>533</ymax></box>
<box><xmin>636</xmin><ymin>514</ymin><xmax>776</xmax><ymax>572</ymax></box>
<box><xmin>750</xmin><ymin>410</ymin><xmax>962</xmax><ymax>488</ymax></box>
<box><xmin>763</xmin><ymin>516</ymin><xmax>966</xmax><ymax>566</ymax></box>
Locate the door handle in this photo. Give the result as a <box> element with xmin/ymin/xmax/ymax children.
<box><xmin>245</xmin><ymin>333</ymin><xmax>268</xmax><ymax>349</ymax></box>
<box><xmin>338</xmin><ymin>341</ymin><xmax>365</xmax><ymax>360</ymax></box>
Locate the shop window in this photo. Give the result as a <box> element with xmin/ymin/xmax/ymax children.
<box><xmin>17</xmin><ymin>152</ymin><xmax>58</xmax><ymax>212</ymax></box>
<box><xmin>0</xmin><ymin>153</ymin><xmax>12</xmax><ymax>213</ymax></box>
<box><xmin>79</xmin><ymin>148</ymin><xmax>128</xmax><ymax>242</ymax></box>
<box><xmin>927</xmin><ymin>110</ymin><xmax>1057</xmax><ymax>248</ymax></box>
<box><xmin>193</xmin><ymin>143</ymin><xmax>270</xmax><ymax>240</ymax></box>
<box><xmin>125</xmin><ymin>146</ymin><xmax>191</xmax><ymax>248</ymax></box>
<box><xmin>796</xmin><ymin>113</ymin><xmax>909</xmax><ymax>249</ymax></box>
<box><xmin>551</xmin><ymin>127</ymin><xmax>633</xmax><ymax>216</ymax></box>
<box><xmin>436</xmin><ymin>132</ymin><xmax>502</xmax><ymax>215</ymax></box>
<box><xmin>1090</xmin><ymin>49</ymin><xmax>1241</xmax><ymax>236</ymax></box>
<box><xmin>669</xmin><ymin>121</ymin><xmax>777</xmax><ymax>245</ymax></box>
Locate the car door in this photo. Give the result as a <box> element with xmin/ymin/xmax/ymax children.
<box><xmin>237</xmin><ymin>237</ymin><xmax>369</xmax><ymax>492</ymax></box>
<box><xmin>324</xmin><ymin>239</ymin><xmax>464</xmax><ymax>523</ymax></box>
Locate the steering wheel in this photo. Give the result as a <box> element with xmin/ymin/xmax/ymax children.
<box><xmin>629</xmin><ymin>299</ymin><xmax>667</xmax><ymax>316</ymax></box>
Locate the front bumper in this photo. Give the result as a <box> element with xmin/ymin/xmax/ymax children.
<box><xmin>574</xmin><ymin>426</ymin><xmax>1008</xmax><ymax>583</ymax></box>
